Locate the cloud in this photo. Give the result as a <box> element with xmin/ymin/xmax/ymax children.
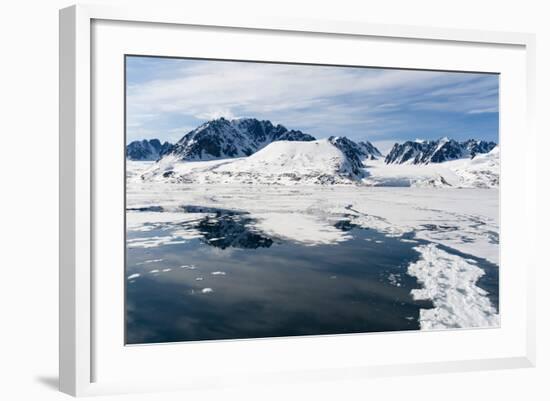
<box><xmin>195</xmin><ymin>109</ymin><xmax>239</xmax><ymax>121</ymax></box>
<box><xmin>372</xmin><ymin>140</ymin><xmax>399</xmax><ymax>156</ymax></box>
<box><xmin>126</xmin><ymin>57</ymin><xmax>499</xmax><ymax>143</ymax></box>
<box><xmin>467</xmin><ymin>107</ymin><xmax>499</xmax><ymax>114</ymax></box>
<box><xmin>164</xmin><ymin>125</ymin><xmax>197</xmax><ymax>143</ymax></box>
<box><xmin>128</xmin><ymin>63</ymin><xmax>455</xmax><ymax>117</ymax></box>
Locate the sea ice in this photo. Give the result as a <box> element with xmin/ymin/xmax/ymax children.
<box><xmin>126</xmin><ymin>161</ymin><xmax>500</xmax><ymax>330</ymax></box>
<box><xmin>407</xmin><ymin>243</ymin><xmax>499</xmax><ymax>329</ymax></box>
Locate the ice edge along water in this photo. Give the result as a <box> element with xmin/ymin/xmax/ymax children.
<box><xmin>127</xmin><ymin>188</ymin><xmax>499</xmax><ymax>330</ymax></box>
<box><xmin>408</xmin><ymin>244</ymin><xmax>498</xmax><ymax>330</ymax></box>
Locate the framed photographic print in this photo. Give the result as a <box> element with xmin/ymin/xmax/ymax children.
<box><xmin>59</xmin><ymin>4</ymin><xmax>536</xmax><ymax>396</ymax></box>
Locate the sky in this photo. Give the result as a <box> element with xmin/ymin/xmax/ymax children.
<box><xmin>126</xmin><ymin>56</ymin><xmax>499</xmax><ymax>154</ymax></box>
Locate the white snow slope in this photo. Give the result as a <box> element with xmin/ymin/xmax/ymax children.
<box><xmin>141</xmin><ymin>139</ymin><xmax>361</xmax><ymax>185</ymax></box>
<box><xmin>452</xmin><ymin>146</ymin><xmax>500</xmax><ymax>188</ymax></box>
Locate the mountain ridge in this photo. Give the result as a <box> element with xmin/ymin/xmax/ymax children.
<box><xmin>126</xmin><ymin>139</ymin><xmax>174</xmax><ymax>161</ymax></box>
<box><xmin>126</xmin><ymin>118</ymin><xmax>498</xmax><ymax>189</ymax></box>
<box><xmin>385</xmin><ymin>138</ymin><xmax>497</xmax><ymax>165</ymax></box>
<box><xmin>127</xmin><ymin>118</ymin><xmax>383</xmax><ymax>164</ymax></box>
<box><xmin>167</xmin><ymin>118</ymin><xmax>316</xmax><ymax>161</ymax></box>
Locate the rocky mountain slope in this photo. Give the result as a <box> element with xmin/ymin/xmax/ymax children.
<box><xmin>165</xmin><ymin>118</ymin><xmax>316</xmax><ymax>161</ymax></box>
<box><xmin>385</xmin><ymin>138</ymin><xmax>496</xmax><ymax>165</ymax></box>
<box><xmin>126</xmin><ymin>139</ymin><xmax>174</xmax><ymax>161</ymax></box>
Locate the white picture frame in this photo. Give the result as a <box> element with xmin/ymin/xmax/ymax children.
<box><xmin>59</xmin><ymin>4</ymin><xmax>536</xmax><ymax>397</ymax></box>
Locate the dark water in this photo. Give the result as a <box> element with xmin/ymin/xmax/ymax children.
<box><xmin>125</xmin><ymin>208</ymin><xmax>498</xmax><ymax>344</ymax></box>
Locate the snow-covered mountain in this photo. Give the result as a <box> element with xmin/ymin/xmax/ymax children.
<box><xmin>126</xmin><ymin>139</ymin><xmax>174</xmax><ymax>161</ymax></box>
<box><xmin>142</xmin><ymin>139</ymin><xmax>366</xmax><ymax>185</ymax></box>
<box><xmin>385</xmin><ymin>138</ymin><xmax>497</xmax><ymax>165</ymax></box>
<box><xmin>328</xmin><ymin>136</ymin><xmax>382</xmax><ymax>169</ymax></box>
<box><xmin>358</xmin><ymin>140</ymin><xmax>383</xmax><ymax>159</ymax></box>
<box><xmin>131</xmin><ymin>118</ymin><xmax>382</xmax><ymax>166</ymax></box>
<box><xmin>463</xmin><ymin>139</ymin><xmax>497</xmax><ymax>158</ymax></box>
<box><xmin>128</xmin><ymin>117</ymin><xmax>498</xmax><ymax>188</ymax></box>
<box><xmin>328</xmin><ymin>136</ymin><xmax>367</xmax><ymax>176</ymax></box>
<box><xmin>165</xmin><ymin>118</ymin><xmax>316</xmax><ymax>161</ymax></box>
<box><xmin>364</xmin><ymin>145</ymin><xmax>499</xmax><ymax>188</ymax></box>
<box><xmin>452</xmin><ymin>145</ymin><xmax>499</xmax><ymax>188</ymax></box>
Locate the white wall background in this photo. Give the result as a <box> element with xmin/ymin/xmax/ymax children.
<box><xmin>0</xmin><ymin>0</ymin><xmax>547</xmax><ymax>399</ymax></box>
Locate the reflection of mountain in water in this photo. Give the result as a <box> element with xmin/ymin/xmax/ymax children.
<box><xmin>180</xmin><ymin>205</ymin><xmax>242</xmax><ymax>216</ymax></box>
<box><xmin>198</xmin><ymin>215</ymin><xmax>273</xmax><ymax>249</ymax></box>
<box><xmin>184</xmin><ymin>206</ymin><xmax>274</xmax><ymax>249</ymax></box>
<box><xmin>333</xmin><ymin>216</ymin><xmax>361</xmax><ymax>232</ymax></box>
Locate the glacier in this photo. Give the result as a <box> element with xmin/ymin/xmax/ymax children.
<box><xmin>363</xmin><ymin>145</ymin><xmax>499</xmax><ymax>188</ymax></box>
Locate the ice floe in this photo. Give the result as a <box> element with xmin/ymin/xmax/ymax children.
<box><xmin>127</xmin><ymin>236</ymin><xmax>187</xmax><ymax>248</ymax></box>
<box><xmin>135</xmin><ymin>258</ymin><xmax>163</xmax><ymax>265</ymax></box>
<box><xmin>407</xmin><ymin>243</ymin><xmax>499</xmax><ymax>330</ymax></box>
<box><xmin>388</xmin><ymin>273</ymin><xmax>402</xmax><ymax>287</ymax></box>
<box><xmin>253</xmin><ymin>212</ymin><xmax>352</xmax><ymax>246</ymax></box>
